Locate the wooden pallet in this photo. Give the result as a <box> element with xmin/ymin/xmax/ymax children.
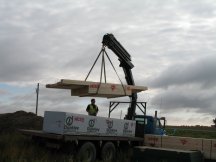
<box><xmin>46</xmin><ymin>79</ymin><xmax>148</xmax><ymax>98</ymax></box>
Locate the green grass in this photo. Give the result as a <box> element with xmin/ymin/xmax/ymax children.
<box><xmin>0</xmin><ymin>133</ymin><xmax>74</xmax><ymax>162</ymax></box>
<box><xmin>165</xmin><ymin>126</ymin><xmax>216</xmax><ymax>139</ymax></box>
<box><xmin>0</xmin><ymin>132</ymin><xmax>131</xmax><ymax>162</ymax></box>
<box><xmin>0</xmin><ymin>127</ymin><xmax>216</xmax><ymax>162</ymax></box>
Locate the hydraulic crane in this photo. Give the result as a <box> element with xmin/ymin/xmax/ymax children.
<box><xmin>102</xmin><ymin>33</ymin><xmax>137</xmax><ymax>120</ymax></box>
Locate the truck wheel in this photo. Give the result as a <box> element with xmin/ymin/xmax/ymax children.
<box><xmin>101</xmin><ymin>142</ymin><xmax>116</xmax><ymax>161</ymax></box>
<box><xmin>77</xmin><ymin>142</ymin><xmax>96</xmax><ymax>162</ymax></box>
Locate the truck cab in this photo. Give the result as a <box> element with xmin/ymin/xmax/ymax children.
<box><xmin>108</xmin><ymin>101</ymin><xmax>166</xmax><ymax>137</ymax></box>
<box><xmin>135</xmin><ymin>115</ymin><xmax>166</xmax><ymax>137</ymax></box>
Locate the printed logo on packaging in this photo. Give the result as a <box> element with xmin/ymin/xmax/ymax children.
<box><xmin>124</xmin><ymin>122</ymin><xmax>129</xmax><ymax>130</ymax></box>
<box><xmin>106</xmin><ymin>119</ymin><xmax>117</xmax><ymax>135</ymax></box>
<box><xmin>64</xmin><ymin>115</ymin><xmax>79</xmax><ymax>132</ymax></box>
<box><xmin>89</xmin><ymin>119</ymin><xmax>95</xmax><ymax>127</ymax></box>
<box><xmin>66</xmin><ymin>116</ymin><xmax>73</xmax><ymax>126</ymax></box>
<box><xmin>87</xmin><ymin>119</ymin><xmax>99</xmax><ymax>133</ymax></box>
<box><xmin>111</xmin><ymin>84</ymin><xmax>116</xmax><ymax>91</ymax></box>
<box><xmin>106</xmin><ymin>120</ymin><xmax>113</xmax><ymax>128</ymax></box>
<box><xmin>123</xmin><ymin>122</ymin><xmax>132</xmax><ymax>135</ymax></box>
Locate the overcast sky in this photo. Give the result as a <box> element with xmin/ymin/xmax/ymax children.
<box><xmin>1</xmin><ymin>0</ymin><xmax>216</xmax><ymax>126</ymax></box>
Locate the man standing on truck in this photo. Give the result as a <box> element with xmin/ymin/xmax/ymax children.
<box><xmin>86</xmin><ymin>98</ymin><xmax>99</xmax><ymax>116</ymax></box>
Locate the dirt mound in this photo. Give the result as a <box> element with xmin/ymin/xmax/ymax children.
<box><xmin>0</xmin><ymin>110</ymin><xmax>43</xmax><ymax>134</ymax></box>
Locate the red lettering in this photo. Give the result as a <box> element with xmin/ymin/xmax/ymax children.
<box><xmin>90</xmin><ymin>84</ymin><xmax>99</xmax><ymax>88</ymax></box>
<box><xmin>148</xmin><ymin>137</ymin><xmax>158</xmax><ymax>142</ymax></box>
<box><xmin>127</xmin><ymin>86</ymin><xmax>131</xmax><ymax>91</ymax></box>
<box><xmin>74</xmin><ymin>117</ymin><xmax>84</xmax><ymax>122</ymax></box>
<box><xmin>111</xmin><ymin>85</ymin><xmax>116</xmax><ymax>91</ymax></box>
<box><xmin>147</xmin><ymin>137</ymin><xmax>158</xmax><ymax>147</ymax></box>
<box><xmin>180</xmin><ymin>139</ymin><xmax>188</xmax><ymax>145</ymax></box>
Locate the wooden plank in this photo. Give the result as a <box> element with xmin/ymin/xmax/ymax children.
<box><xmin>212</xmin><ymin>139</ymin><xmax>216</xmax><ymax>160</ymax></box>
<box><xmin>203</xmin><ymin>139</ymin><xmax>211</xmax><ymax>159</ymax></box>
<box><xmin>161</xmin><ymin>136</ymin><xmax>203</xmax><ymax>151</ymax></box>
<box><xmin>144</xmin><ymin>134</ymin><xmax>216</xmax><ymax>160</ymax></box>
<box><xmin>46</xmin><ymin>79</ymin><xmax>89</xmax><ymax>89</ymax></box>
<box><xmin>144</xmin><ymin>134</ymin><xmax>162</xmax><ymax>147</ymax></box>
<box><xmin>46</xmin><ymin>79</ymin><xmax>148</xmax><ymax>98</ymax></box>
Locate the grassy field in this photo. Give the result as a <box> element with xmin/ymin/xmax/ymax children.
<box><xmin>0</xmin><ymin>111</ymin><xmax>216</xmax><ymax>162</ymax></box>
<box><xmin>0</xmin><ymin>127</ymin><xmax>215</xmax><ymax>162</ymax></box>
<box><xmin>0</xmin><ymin>132</ymin><xmax>132</xmax><ymax>162</ymax></box>
<box><xmin>165</xmin><ymin>126</ymin><xmax>216</xmax><ymax>139</ymax></box>
<box><xmin>0</xmin><ymin>133</ymin><xmax>75</xmax><ymax>162</ymax></box>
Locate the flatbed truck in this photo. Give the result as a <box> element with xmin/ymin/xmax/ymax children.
<box><xmin>20</xmin><ymin>105</ymin><xmax>166</xmax><ymax>162</ymax></box>
<box><xmin>19</xmin><ymin>129</ymin><xmax>143</xmax><ymax>161</ymax></box>
<box><xmin>20</xmin><ymin>34</ymin><xmax>216</xmax><ymax>162</ymax></box>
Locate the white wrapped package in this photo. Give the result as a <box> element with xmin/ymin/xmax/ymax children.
<box><xmin>43</xmin><ymin>111</ymin><xmax>136</xmax><ymax>137</ymax></box>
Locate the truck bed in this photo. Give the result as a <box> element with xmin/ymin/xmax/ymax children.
<box><xmin>19</xmin><ymin>129</ymin><xmax>144</xmax><ymax>142</ymax></box>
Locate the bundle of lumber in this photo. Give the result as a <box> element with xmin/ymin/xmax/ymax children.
<box><xmin>46</xmin><ymin>79</ymin><xmax>148</xmax><ymax>98</ymax></box>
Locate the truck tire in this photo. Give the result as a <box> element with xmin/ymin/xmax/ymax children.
<box><xmin>101</xmin><ymin>142</ymin><xmax>116</xmax><ymax>161</ymax></box>
<box><xmin>77</xmin><ymin>142</ymin><xmax>96</xmax><ymax>162</ymax></box>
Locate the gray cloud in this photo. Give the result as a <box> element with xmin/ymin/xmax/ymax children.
<box><xmin>1</xmin><ymin>0</ymin><xmax>216</xmax><ymax>125</ymax></box>
<box><xmin>148</xmin><ymin>55</ymin><xmax>216</xmax><ymax>119</ymax></box>
<box><xmin>150</xmin><ymin>56</ymin><xmax>216</xmax><ymax>89</ymax></box>
<box><xmin>1</xmin><ymin>0</ymin><xmax>216</xmax><ymax>84</ymax></box>
<box><xmin>151</xmin><ymin>85</ymin><xmax>216</xmax><ymax>109</ymax></box>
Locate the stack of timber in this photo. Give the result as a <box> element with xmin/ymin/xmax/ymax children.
<box><xmin>46</xmin><ymin>79</ymin><xmax>148</xmax><ymax>98</ymax></box>
<box><xmin>43</xmin><ymin>111</ymin><xmax>136</xmax><ymax>137</ymax></box>
<box><xmin>144</xmin><ymin>134</ymin><xmax>216</xmax><ymax>160</ymax></box>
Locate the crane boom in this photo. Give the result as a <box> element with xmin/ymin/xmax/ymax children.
<box><xmin>102</xmin><ymin>33</ymin><xmax>137</xmax><ymax>120</ymax></box>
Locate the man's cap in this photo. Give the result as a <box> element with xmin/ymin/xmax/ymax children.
<box><xmin>91</xmin><ymin>98</ymin><xmax>95</xmax><ymax>102</ymax></box>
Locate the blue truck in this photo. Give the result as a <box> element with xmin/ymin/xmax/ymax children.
<box><xmin>20</xmin><ymin>109</ymin><xmax>166</xmax><ymax>162</ymax></box>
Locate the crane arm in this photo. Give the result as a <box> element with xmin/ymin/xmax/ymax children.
<box><xmin>102</xmin><ymin>33</ymin><xmax>137</xmax><ymax>120</ymax></box>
